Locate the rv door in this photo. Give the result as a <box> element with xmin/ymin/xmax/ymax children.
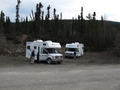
<box><xmin>40</xmin><ymin>48</ymin><xmax>48</xmax><ymax>60</ymax></box>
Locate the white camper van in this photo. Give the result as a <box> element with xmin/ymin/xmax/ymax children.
<box><xmin>26</xmin><ymin>40</ymin><xmax>63</xmax><ymax>64</ymax></box>
<box><xmin>65</xmin><ymin>42</ymin><xmax>84</xmax><ymax>58</ymax></box>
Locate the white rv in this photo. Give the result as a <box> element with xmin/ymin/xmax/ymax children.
<box><xmin>26</xmin><ymin>40</ymin><xmax>63</xmax><ymax>64</ymax></box>
<box><xmin>65</xmin><ymin>42</ymin><xmax>84</xmax><ymax>58</ymax></box>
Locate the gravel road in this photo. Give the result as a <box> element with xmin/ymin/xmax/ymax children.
<box><xmin>0</xmin><ymin>52</ymin><xmax>120</xmax><ymax>90</ymax></box>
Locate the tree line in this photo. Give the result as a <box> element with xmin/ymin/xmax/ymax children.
<box><xmin>0</xmin><ymin>1</ymin><xmax>120</xmax><ymax>53</ymax></box>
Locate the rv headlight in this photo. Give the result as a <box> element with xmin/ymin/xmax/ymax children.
<box><xmin>52</xmin><ymin>56</ymin><xmax>55</xmax><ymax>59</ymax></box>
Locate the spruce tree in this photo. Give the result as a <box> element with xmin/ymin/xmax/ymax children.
<box><xmin>0</xmin><ymin>11</ymin><xmax>5</xmax><ymax>33</ymax></box>
<box><xmin>15</xmin><ymin>0</ymin><xmax>21</xmax><ymax>32</ymax></box>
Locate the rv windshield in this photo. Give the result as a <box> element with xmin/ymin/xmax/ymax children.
<box><xmin>66</xmin><ymin>48</ymin><xmax>76</xmax><ymax>51</ymax></box>
<box><xmin>66</xmin><ymin>48</ymin><xmax>79</xmax><ymax>52</ymax></box>
<box><xmin>45</xmin><ymin>48</ymin><xmax>58</xmax><ymax>53</ymax></box>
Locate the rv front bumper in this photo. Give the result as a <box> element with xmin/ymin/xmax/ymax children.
<box><xmin>65</xmin><ymin>53</ymin><xmax>74</xmax><ymax>57</ymax></box>
<box><xmin>52</xmin><ymin>56</ymin><xmax>63</xmax><ymax>62</ymax></box>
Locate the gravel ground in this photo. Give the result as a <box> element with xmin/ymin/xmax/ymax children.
<box><xmin>0</xmin><ymin>52</ymin><xmax>120</xmax><ymax>67</ymax></box>
<box><xmin>0</xmin><ymin>52</ymin><xmax>120</xmax><ymax>90</ymax></box>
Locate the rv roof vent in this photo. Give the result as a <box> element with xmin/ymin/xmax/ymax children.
<box><xmin>36</xmin><ymin>40</ymin><xmax>43</xmax><ymax>42</ymax></box>
<box><xmin>75</xmin><ymin>42</ymin><xmax>79</xmax><ymax>44</ymax></box>
<box><xmin>45</xmin><ymin>40</ymin><xmax>52</xmax><ymax>43</ymax></box>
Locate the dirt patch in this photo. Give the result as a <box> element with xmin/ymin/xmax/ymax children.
<box><xmin>76</xmin><ymin>52</ymin><xmax>120</xmax><ymax>64</ymax></box>
<box><xmin>0</xmin><ymin>52</ymin><xmax>120</xmax><ymax>68</ymax></box>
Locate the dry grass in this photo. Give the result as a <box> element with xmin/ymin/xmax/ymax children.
<box><xmin>0</xmin><ymin>33</ymin><xmax>6</xmax><ymax>54</ymax></box>
<box><xmin>0</xmin><ymin>33</ymin><xmax>26</xmax><ymax>55</ymax></box>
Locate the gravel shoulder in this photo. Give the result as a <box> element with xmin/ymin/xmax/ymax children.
<box><xmin>0</xmin><ymin>52</ymin><xmax>120</xmax><ymax>90</ymax></box>
<box><xmin>0</xmin><ymin>52</ymin><xmax>120</xmax><ymax>68</ymax></box>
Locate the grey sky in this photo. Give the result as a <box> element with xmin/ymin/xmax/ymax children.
<box><xmin>0</xmin><ymin>0</ymin><xmax>120</xmax><ymax>22</ymax></box>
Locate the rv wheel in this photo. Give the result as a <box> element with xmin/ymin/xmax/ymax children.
<box><xmin>57</xmin><ymin>62</ymin><xmax>61</xmax><ymax>64</ymax></box>
<box><xmin>47</xmin><ymin>58</ymin><xmax>52</xmax><ymax>64</ymax></box>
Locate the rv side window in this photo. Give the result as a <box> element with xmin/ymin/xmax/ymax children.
<box><xmin>41</xmin><ymin>48</ymin><xmax>47</xmax><ymax>54</ymax></box>
<box><xmin>34</xmin><ymin>46</ymin><xmax>37</xmax><ymax>49</ymax></box>
<box><xmin>38</xmin><ymin>47</ymin><xmax>40</xmax><ymax>51</ymax></box>
<box><xmin>43</xmin><ymin>43</ymin><xmax>46</xmax><ymax>46</ymax></box>
<box><xmin>76</xmin><ymin>49</ymin><xmax>79</xmax><ymax>52</ymax></box>
<box><xmin>27</xmin><ymin>46</ymin><xmax>30</xmax><ymax>49</ymax></box>
<box><xmin>82</xmin><ymin>47</ymin><xmax>84</xmax><ymax>49</ymax></box>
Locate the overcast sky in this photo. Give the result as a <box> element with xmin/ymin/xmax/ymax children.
<box><xmin>0</xmin><ymin>0</ymin><xmax>120</xmax><ymax>22</ymax></box>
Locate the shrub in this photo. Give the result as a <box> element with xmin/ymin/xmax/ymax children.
<box><xmin>0</xmin><ymin>33</ymin><xmax>6</xmax><ymax>55</ymax></box>
<box><xmin>114</xmin><ymin>31</ymin><xmax>120</xmax><ymax>57</ymax></box>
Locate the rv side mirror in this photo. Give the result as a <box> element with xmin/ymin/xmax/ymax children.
<box><xmin>46</xmin><ymin>51</ymin><xmax>48</xmax><ymax>54</ymax></box>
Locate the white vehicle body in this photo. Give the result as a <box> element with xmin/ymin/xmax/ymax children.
<box><xmin>65</xmin><ymin>42</ymin><xmax>84</xmax><ymax>58</ymax></box>
<box><xmin>26</xmin><ymin>40</ymin><xmax>63</xmax><ymax>64</ymax></box>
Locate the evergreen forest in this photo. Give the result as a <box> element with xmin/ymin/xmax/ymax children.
<box><xmin>0</xmin><ymin>1</ymin><xmax>120</xmax><ymax>56</ymax></box>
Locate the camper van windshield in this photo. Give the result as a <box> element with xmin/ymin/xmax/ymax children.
<box><xmin>66</xmin><ymin>48</ymin><xmax>76</xmax><ymax>51</ymax></box>
<box><xmin>45</xmin><ymin>48</ymin><xmax>58</xmax><ymax>53</ymax></box>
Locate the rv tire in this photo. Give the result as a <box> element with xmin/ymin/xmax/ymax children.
<box><xmin>47</xmin><ymin>58</ymin><xmax>52</xmax><ymax>64</ymax></box>
<box><xmin>65</xmin><ymin>56</ymin><xmax>68</xmax><ymax>58</ymax></box>
<box><xmin>57</xmin><ymin>62</ymin><xmax>61</xmax><ymax>64</ymax></box>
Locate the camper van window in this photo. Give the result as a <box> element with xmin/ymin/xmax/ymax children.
<box><xmin>45</xmin><ymin>48</ymin><xmax>58</xmax><ymax>53</ymax></box>
<box><xmin>34</xmin><ymin>46</ymin><xmax>37</xmax><ymax>49</ymax></box>
<box><xmin>76</xmin><ymin>49</ymin><xmax>79</xmax><ymax>52</ymax></box>
<box><xmin>82</xmin><ymin>47</ymin><xmax>84</xmax><ymax>49</ymax></box>
<box><xmin>27</xmin><ymin>46</ymin><xmax>30</xmax><ymax>49</ymax></box>
<box><xmin>43</xmin><ymin>43</ymin><xmax>46</xmax><ymax>46</ymax></box>
<box><xmin>41</xmin><ymin>48</ymin><xmax>47</xmax><ymax>54</ymax></box>
<box><xmin>66</xmin><ymin>48</ymin><xmax>76</xmax><ymax>51</ymax></box>
<box><xmin>38</xmin><ymin>47</ymin><xmax>40</xmax><ymax>51</ymax></box>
